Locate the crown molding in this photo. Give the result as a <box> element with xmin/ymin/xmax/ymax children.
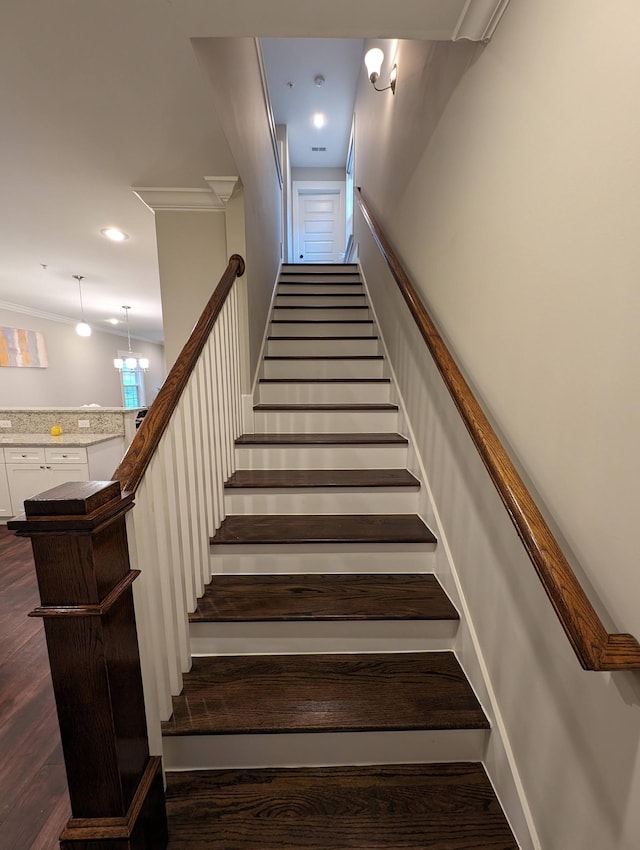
<box><xmin>0</xmin><ymin>300</ymin><xmax>75</xmax><ymax>326</ymax></box>
<box><xmin>0</xmin><ymin>301</ymin><xmax>160</xmax><ymax>344</ymax></box>
<box><xmin>132</xmin><ymin>177</ymin><xmax>240</xmax><ymax>213</ymax></box>
<box><xmin>452</xmin><ymin>0</ymin><xmax>511</xmax><ymax>41</ymax></box>
<box><xmin>203</xmin><ymin>176</ymin><xmax>239</xmax><ymax>206</ymax></box>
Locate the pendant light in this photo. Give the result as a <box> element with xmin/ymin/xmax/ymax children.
<box><xmin>113</xmin><ymin>306</ymin><xmax>149</xmax><ymax>371</ymax></box>
<box><xmin>73</xmin><ymin>275</ymin><xmax>92</xmax><ymax>337</ymax></box>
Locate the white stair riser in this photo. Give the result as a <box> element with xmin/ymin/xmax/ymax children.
<box><xmin>190</xmin><ymin>620</ymin><xmax>457</xmax><ymax>656</ymax></box>
<box><xmin>273</xmin><ymin>308</ymin><xmax>370</xmax><ymax>321</ymax></box>
<box><xmin>163</xmin><ymin>728</ymin><xmax>488</xmax><ymax>771</ymax></box>
<box><xmin>270</xmin><ymin>322</ymin><xmax>375</xmax><ymax>337</ymax></box>
<box><xmin>267</xmin><ymin>338</ymin><xmax>379</xmax><ymax>356</ymax></box>
<box><xmin>253</xmin><ymin>409</ymin><xmax>398</xmax><ymax>433</ymax></box>
<box><xmin>277</xmin><ymin>284</ymin><xmax>364</xmax><ymax>295</ymax></box>
<box><xmin>235</xmin><ymin>444</ymin><xmax>408</xmax><ymax>470</ymax></box>
<box><xmin>281</xmin><ymin>264</ymin><xmax>359</xmax><ymax>274</ymax></box>
<box><xmin>210</xmin><ymin>543</ymin><xmax>435</xmax><ymax>575</ymax></box>
<box><xmin>224</xmin><ymin>487</ymin><xmax>419</xmax><ymax>515</ymax></box>
<box><xmin>258</xmin><ymin>382</ymin><xmax>391</xmax><ymax>405</ymax></box>
<box><xmin>275</xmin><ymin>295</ymin><xmax>367</xmax><ymax>307</ymax></box>
<box><xmin>262</xmin><ymin>359</ymin><xmax>385</xmax><ymax>379</ymax></box>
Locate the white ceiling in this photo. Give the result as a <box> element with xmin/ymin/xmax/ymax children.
<box><xmin>261</xmin><ymin>39</ymin><xmax>364</xmax><ymax>169</ymax></box>
<box><xmin>0</xmin><ymin>0</ymin><xmax>504</xmax><ymax>346</ymax></box>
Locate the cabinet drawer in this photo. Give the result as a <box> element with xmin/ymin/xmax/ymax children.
<box><xmin>5</xmin><ymin>447</ymin><xmax>46</xmax><ymax>463</ymax></box>
<box><xmin>45</xmin><ymin>447</ymin><xmax>88</xmax><ymax>464</ymax></box>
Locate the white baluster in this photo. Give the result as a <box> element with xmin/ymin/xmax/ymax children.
<box><xmin>146</xmin><ymin>453</ymin><xmax>183</xmax><ymax>696</ymax></box>
<box><xmin>127</xmin><ymin>511</ymin><xmax>163</xmax><ymax>754</ymax></box>
<box><xmin>132</xmin><ymin>477</ymin><xmax>174</xmax><ymax>718</ymax></box>
<box><xmin>195</xmin><ymin>358</ymin><xmax>216</xmax><ymax>541</ymax></box>
<box><xmin>202</xmin><ymin>336</ymin><xmax>222</xmax><ymax>531</ymax></box>
<box><xmin>188</xmin><ymin>374</ymin><xmax>211</xmax><ymax>588</ymax></box>
<box><xmin>160</xmin><ymin>425</ymin><xmax>191</xmax><ymax>672</ymax></box>
<box><xmin>207</xmin><ymin>329</ymin><xmax>226</xmax><ymax>527</ymax></box>
<box><xmin>175</xmin><ymin>395</ymin><xmax>201</xmax><ymax>606</ymax></box>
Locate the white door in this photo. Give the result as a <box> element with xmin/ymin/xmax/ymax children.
<box><xmin>293</xmin><ymin>182</ymin><xmax>345</xmax><ymax>264</ymax></box>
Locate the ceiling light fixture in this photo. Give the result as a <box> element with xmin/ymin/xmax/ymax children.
<box><xmin>73</xmin><ymin>275</ymin><xmax>92</xmax><ymax>337</ymax></box>
<box><xmin>113</xmin><ymin>306</ymin><xmax>149</xmax><ymax>371</ymax></box>
<box><xmin>106</xmin><ymin>318</ymin><xmax>119</xmax><ymax>325</ymax></box>
<box><xmin>312</xmin><ymin>112</ymin><xmax>326</xmax><ymax>129</ymax></box>
<box><xmin>314</xmin><ymin>75</ymin><xmax>325</xmax><ymax>87</ymax></box>
<box><xmin>101</xmin><ymin>227</ymin><xmax>129</xmax><ymax>242</ymax></box>
<box><xmin>364</xmin><ymin>47</ymin><xmax>397</xmax><ymax>95</ymax></box>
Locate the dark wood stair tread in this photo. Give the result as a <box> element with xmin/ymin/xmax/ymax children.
<box><xmin>278</xmin><ymin>284</ymin><xmax>364</xmax><ymax>288</ymax></box>
<box><xmin>210</xmin><ymin>514</ymin><xmax>436</xmax><ymax>545</ymax></box>
<box><xmin>162</xmin><ymin>652</ymin><xmax>488</xmax><ymax>736</ymax></box>
<box><xmin>236</xmin><ymin>433</ymin><xmax>408</xmax><ymax>445</ymax></box>
<box><xmin>224</xmin><ymin>469</ymin><xmax>419</xmax><ymax>489</ymax></box>
<box><xmin>268</xmin><ymin>335</ymin><xmax>378</xmax><ymax>340</ymax></box>
<box><xmin>191</xmin><ymin>574</ymin><xmax>458</xmax><ymax>622</ymax></box>
<box><xmin>253</xmin><ymin>404</ymin><xmax>398</xmax><ymax>411</ymax></box>
<box><xmin>259</xmin><ymin>377</ymin><xmax>389</xmax><ymax>383</ymax></box>
<box><xmin>263</xmin><ymin>355</ymin><xmax>384</xmax><ymax>360</ymax></box>
<box><xmin>165</xmin><ymin>763</ymin><xmax>517</xmax><ymax>849</ymax></box>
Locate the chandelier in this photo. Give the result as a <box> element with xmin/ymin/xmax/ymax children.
<box><xmin>113</xmin><ymin>306</ymin><xmax>149</xmax><ymax>371</ymax></box>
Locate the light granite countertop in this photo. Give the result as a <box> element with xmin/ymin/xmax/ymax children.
<box><xmin>0</xmin><ymin>433</ymin><xmax>124</xmax><ymax>447</ymax></box>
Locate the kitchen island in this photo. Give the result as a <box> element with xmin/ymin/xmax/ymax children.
<box><xmin>0</xmin><ymin>432</ymin><xmax>125</xmax><ymax>521</ymax></box>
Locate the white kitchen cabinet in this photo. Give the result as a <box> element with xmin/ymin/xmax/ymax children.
<box><xmin>1</xmin><ymin>437</ymin><xmax>125</xmax><ymax>519</ymax></box>
<box><xmin>0</xmin><ymin>452</ymin><xmax>12</xmax><ymax>517</ymax></box>
<box><xmin>5</xmin><ymin>463</ymin><xmax>49</xmax><ymax>516</ymax></box>
<box><xmin>5</xmin><ymin>446</ymin><xmax>90</xmax><ymax>516</ymax></box>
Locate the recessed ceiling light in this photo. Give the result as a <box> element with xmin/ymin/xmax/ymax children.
<box><xmin>106</xmin><ymin>318</ymin><xmax>120</xmax><ymax>325</ymax></box>
<box><xmin>312</xmin><ymin>113</ymin><xmax>326</xmax><ymax>129</ymax></box>
<box><xmin>101</xmin><ymin>227</ymin><xmax>129</xmax><ymax>242</ymax></box>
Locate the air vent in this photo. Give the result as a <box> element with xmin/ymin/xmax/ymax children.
<box><xmin>311</xmin><ymin>146</ymin><xmax>327</xmax><ymax>152</ymax></box>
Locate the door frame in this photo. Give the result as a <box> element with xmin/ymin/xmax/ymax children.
<box><xmin>291</xmin><ymin>181</ymin><xmax>346</xmax><ymax>264</ymax></box>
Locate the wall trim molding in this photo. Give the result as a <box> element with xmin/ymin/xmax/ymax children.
<box><xmin>357</xmin><ymin>259</ymin><xmax>540</xmax><ymax>850</ymax></box>
<box><xmin>452</xmin><ymin>0</ymin><xmax>511</xmax><ymax>41</ymax></box>
<box><xmin>131</xmin><ymin>186</ymin><xmax>233</xmax><ymax>213</ymax></box>
<box><xmin>255</xmin><ymin>38</ymin><xmax>284</xmax><ymax>189</ymax></box>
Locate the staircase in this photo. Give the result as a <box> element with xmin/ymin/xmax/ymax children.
<box><xmin>162</xmin><ymin>264</ymin><xmax>518</xmax><ymax>849</ymax></box>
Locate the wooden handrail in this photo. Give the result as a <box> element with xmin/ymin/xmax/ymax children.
<box><xmin>356</xmin><ymin>188</ymin><xmax>640</xmax><ymax>671</ymax></box>
<box><xmin>113</xmin><ymin>253</ymin><xmax>245</xmax><ymax>495</ymax></box>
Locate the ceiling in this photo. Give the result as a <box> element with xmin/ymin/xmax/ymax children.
<box><xmin>0</xmin><ymin>0</ymin><xmax>504</xmax><ymax>346</ymax></box>
<box><xmin>261</xmin><ymin>39</ymin><xmax>363</xmax><ymax>169</ymax></box>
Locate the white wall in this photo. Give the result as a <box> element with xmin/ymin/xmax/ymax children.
<box><xmin>354</xmin><ymin>3</ymin><xmax>640</xmax><ymax>848</ymax></box>
<box><xmin>155</xmin><ymin>210</ymin><xmax>230</xmax><ymax>368</ymax></box>
<box><xmin>193</xmin><ymin>37</ymin><xmax>282</xmax><ymax>382</ymax></box>
<box><xmin>291</xmin><ymin>167</ymin><xmax>346</xmax><ymax>182</ymax></box>
<box><xmin>0</xmin><ymin>307</ymin><xmax>164</xmax><ymax>408</ymax></box>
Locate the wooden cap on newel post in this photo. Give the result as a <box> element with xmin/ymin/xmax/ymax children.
<box><xmin>8</xmin><ymin>480</ymin><xmax>168</xmax><ymax>850</ymax></box>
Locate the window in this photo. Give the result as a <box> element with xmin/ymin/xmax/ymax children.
<box><xmin>118</xmin><ymin>354</ymin><xmax>146</xmax><ymax>409</ymax></box>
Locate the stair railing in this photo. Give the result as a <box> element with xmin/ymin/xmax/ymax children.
<box><xmin>356</xmin><ymin>188</ymin><xmax>640</xmax><ymax>672</ymax></box>
<box><xmin>8</xmin><ymin>253</ymin><xmax>246</xmax><ymax>849</ymax></box>
<box><xmin>113</xmin><ymin>253</ymin><xmax>246</xmax><ymax>746</ymax></box>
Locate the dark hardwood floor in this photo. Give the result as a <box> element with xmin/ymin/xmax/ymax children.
<box><xmin>0</xmin><ymin>525</ymin><xmax>70</xmax><ymax>849</ymax></box>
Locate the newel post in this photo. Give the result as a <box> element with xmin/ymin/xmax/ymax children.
<box><xmin>8</xmin><ymin>480</ymin><xmax>168</xmax><ymax>850</ymax></box>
